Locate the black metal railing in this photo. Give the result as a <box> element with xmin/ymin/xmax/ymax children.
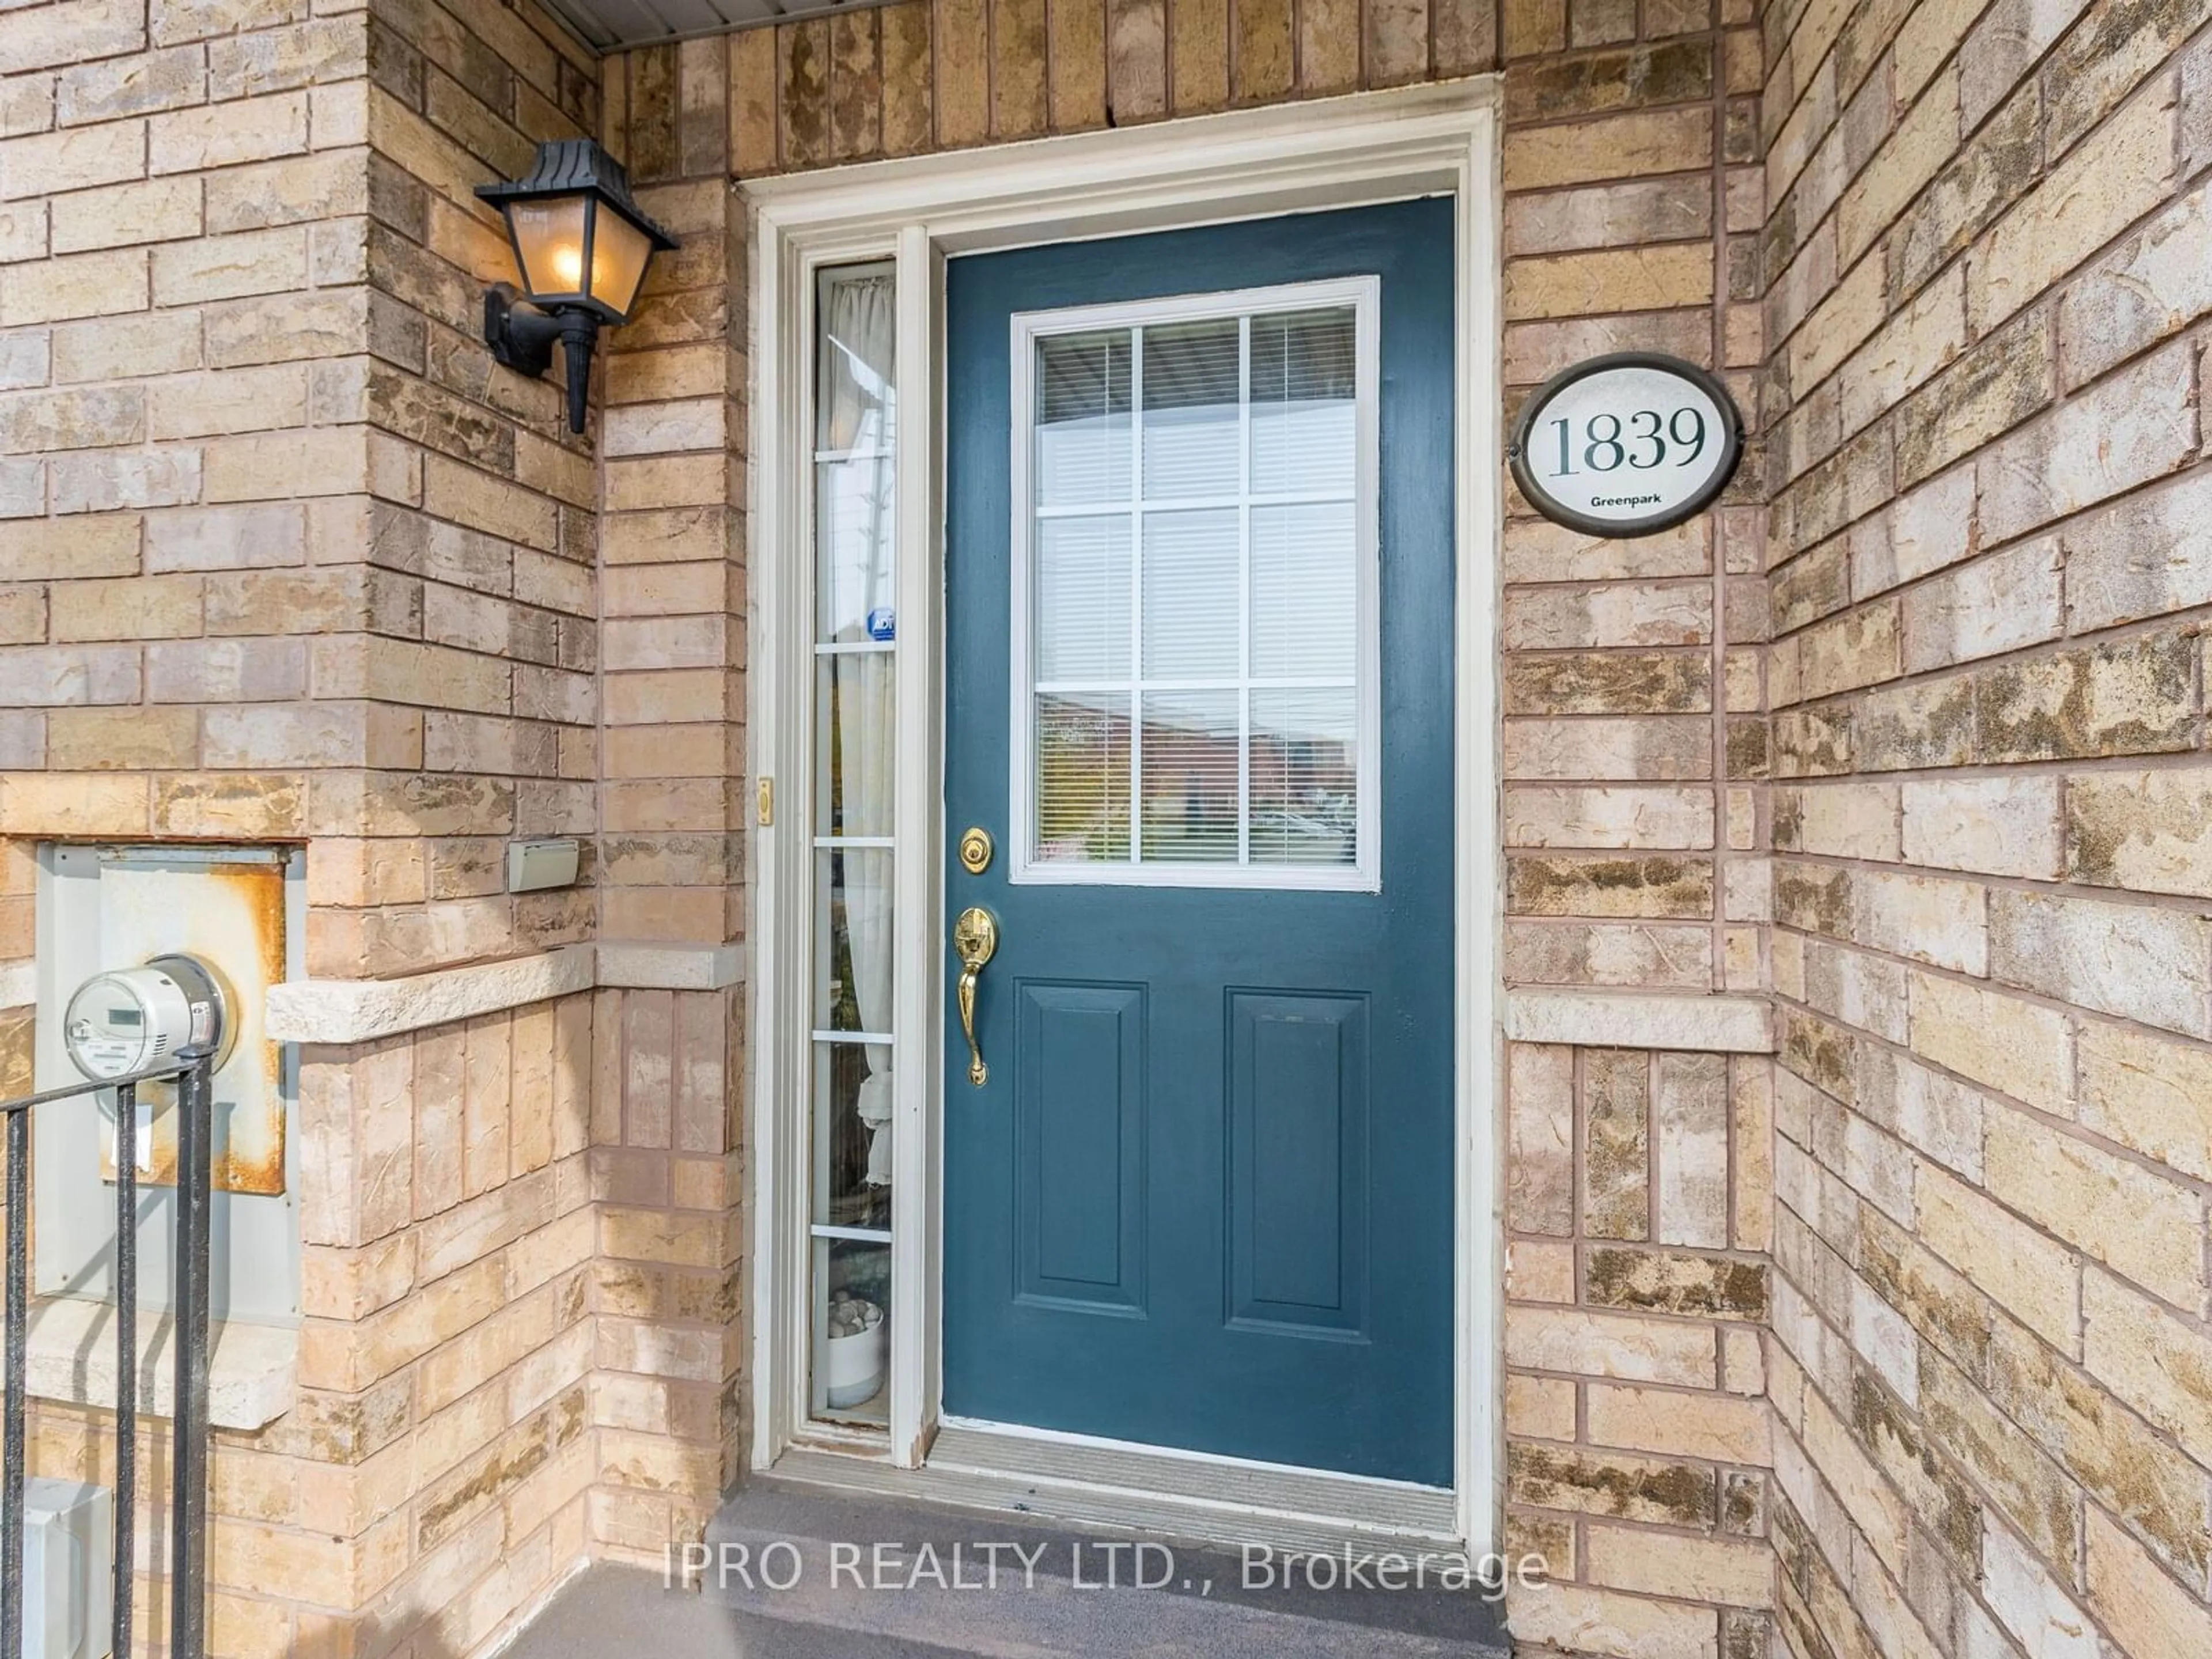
<box><xmin>2</xmin><ymin>1047</ymin><xmax>214</xmax><ymax>1659</ymax></box>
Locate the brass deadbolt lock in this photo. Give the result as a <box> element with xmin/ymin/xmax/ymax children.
<box><xmin>959</xmin><ymin>826</ymin><xmax>994</xmax><ymax>876</ymax></box>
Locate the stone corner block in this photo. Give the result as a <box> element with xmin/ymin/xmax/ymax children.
<box><xmin>594</xmin><ymin>941</ymin><xmax>747</xmax><ymax>992</ymax></box>
<box><xmin>1503</xmin><ymin>988</ymin><xmax>1775</xmax><ymax>1054</ymax></box>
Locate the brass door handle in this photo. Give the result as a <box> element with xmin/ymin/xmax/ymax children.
<box><xmin>952</xmin><ymin>907</ymin><xmax>998</xmax><ymax>1086</ymax></box>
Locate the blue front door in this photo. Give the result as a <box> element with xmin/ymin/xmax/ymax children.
<box><xmin>942</xmin><ymin>200</ymin><xmax>1456</xmax><ymax>1486</ymax></box>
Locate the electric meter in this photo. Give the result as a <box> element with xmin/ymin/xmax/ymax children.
<box><xmin>61</xmin><ymin>954</ymin><xmax>233</xmax><ymax>1082</ymax></box>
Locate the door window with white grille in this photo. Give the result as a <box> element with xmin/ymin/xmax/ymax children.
<box><xmin>1009</xmin><ymin>279</ymin><xmax>1381</xmax><ymax>891</ymax></box>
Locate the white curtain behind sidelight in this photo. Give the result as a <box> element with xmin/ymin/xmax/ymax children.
<box><xmin>821</xmin><ymin>270</ymin><xmax>899</xmax><ymax>1188</ymax></box>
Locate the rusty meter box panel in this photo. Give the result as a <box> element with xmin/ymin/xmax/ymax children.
<box><xmin>35</xmin><ymin>844</ymin><xmax>304</xmax><ymax>1323</ymax></box>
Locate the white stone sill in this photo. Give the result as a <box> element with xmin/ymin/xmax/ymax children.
<box><xmin>266</xmin><ymin>944</ymin><xmax>596</xmax><ymax>1045</ymax></box>
<box><xmin>1502</xmin><ymin>989</ymin><xmax>1774</xmax><ymax>1054</ymax></box>
<box><xmin>262</xmin><ymin>941</ymin><xmax>748</xmax><ymax>1047</ymax></box>
<box><xmin>25</xmin><ymin>1296</ymin><xmax>296</xmax><ymax>1433</ymax></box>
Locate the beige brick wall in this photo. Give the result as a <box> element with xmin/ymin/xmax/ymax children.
<box><xmin>2</xmin><ymin>0</ymin><xmax>613</xmax><ymax>1653</ymax></box>
<box><xmin>21</xmin><ymin>982</ymin><xmax>735</xmax><ymax>1658</ymax></box>
<box><xmin>1496</xmin><ymin>3</ymin><xmax>1781</xmax><ymax>1652</ymax></box>
<box><xmin>1504</xmin><ymin>1041</ymin><xmax>1777</xmax><ymax>1659</ymax></box>
<box><xmin>33</xmin><ymin>2</ymin><xmax>2211</xmax><ymax>1657</ymax></box>
<box><xmin>583</xmin><ymin>11</ymin><xmax>752</xmax><ymax>1567</ymax></box>
<box><xmin>0</xmin><ymin>0</ymin><xmax>603</xmax><ymax>991</ymax></box>
<box><xmin>1760</xmin><ymin>0</ymin><xmax>2212</xmax><ymax>1654</ymax></box>
<box><xmin>22</xmin><ymin>994</ymin><xmax>597</xmax><ymax>1658</ymax></box>
<box><xmin>2</xmin><ymin>0</ymin><xmax>383</xmax><ymax>897</ymax></box>
<box><xmin>274</xmin><ymin>997</ymin><xmax>597</xmax><ymax>1656</ymax></box>
<box><xmin>327</xmin><ymin>0</ymin><xmax>604</xmax><ymax>977</ymax></box>
<box><xmin>591</xmin><ymin>162</ymin><xmax>742</xmax><ymax>951</ymax></box>
<box><xmin>584</xmin><ymin>983</ymin><xmax>745</xmax><ymax>1565</ymax></box>
<box><xmin>0</xmin><ymin>0</ymin><xmax>1787</xmax><ymax>1651</ymax></box>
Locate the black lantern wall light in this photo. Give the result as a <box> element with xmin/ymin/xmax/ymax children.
<box><xmin>478</xmin><ymin>139</ymin><xmax>678</xmax><ymax>435</ymax></box>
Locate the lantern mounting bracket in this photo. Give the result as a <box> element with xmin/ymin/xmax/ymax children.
<box><xmin>483</xmin><ymin>282</ymin><xmax>601</xmax><ymax>434</ymax></box>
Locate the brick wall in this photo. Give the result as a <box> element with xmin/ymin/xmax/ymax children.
<box><xmin>707</xmin><ymin>0</ymin><xmax>1498</xmax><ymax>166</ymax></box>
<box><xmin>1</xmin><ymin>0</ymin><xmax>382</xmax><ymax>889</ymax></box>
<box><xmin>0</xmin><ymin>0</ymin><xmax>601</xmax><ymax>995</ymax></box>
<box><xmin>2</xmin><ymin>0</ymin><xmax>613</xmax><ymax>1652</ymax></box>
<box><xmin>265</xmin><ymin>997</ymin><xmax>598</xmax><ymax>1656</ymax></box>
<box><xmin>1495</xmin><ymin>4</ymin><xmax>1782</xmax><ymax>1654</ymax></box>
<box><xmin>589</xmin><ymin>164</ymin><xmax>741</xmax><ymax>951</ymax></box>
<box><xmin>325</xmin><ymin>0</ymin><xmax>604</xmax><ymax>978</ymax></box>
<box><xmin>25</xmin><ymin>2</ymin><xmax>2210</xmax><ymax>1657</ymax></box>
<box><xmin>1760</xmin><ymin>0</ymin><xmax>2212</xmax><ymax>1655</ymax></box>
<box><xmin>1503</xmin><ymin>1043</ymin><xmax>1777</xmax><ymax>1659</ymax></box>
<box><xmin>22</xmin><ymin>995</ymin><xmax>597</xmax><ymax>1658</ymax></box>
<box><xmin>584</xmin><ymin>984</ymin><xmax>744</xmax><ymax>1565</ymax></box>
<box><xmin>586</xmin><ymin>17</ymin><xmax>751</xmax><ymax>1566</ymax></box>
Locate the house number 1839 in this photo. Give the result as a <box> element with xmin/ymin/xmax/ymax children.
<box><xmin>1546</xmin><ymin>407</ymin><xmax>1710</xmax><ymax>476</ymax></box>
<box><xmin>1510</xmin><ymin>353</ymin><xmax>1744</xmax><ymax>540</ymax></box>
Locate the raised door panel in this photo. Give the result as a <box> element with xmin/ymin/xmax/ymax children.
<box><xmin>1228</xmin><ymin>990</ymin><xmax>1368</xmax><ymax>1336</ymax></box>
<box><xmin>1013</xmin><ymin>980</ymin><xmax>1146</xmax><ymax>1313</ymax></box>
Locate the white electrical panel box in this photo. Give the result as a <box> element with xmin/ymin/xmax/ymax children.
<box><xmin>35</xmin><ymin>845</ymin><xmax>304</xmax><ymax>1324</ymax></box>
<box><xmin>11</xmin><ymin>1478</ymin><xmax>113</xmax><ymax>1659</ymax></box>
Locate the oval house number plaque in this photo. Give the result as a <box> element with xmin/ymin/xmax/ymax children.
<box><xmin>1508</xmin><ymin>352</ymin><xmax>1745</xmax><ymax>539</ymax></box>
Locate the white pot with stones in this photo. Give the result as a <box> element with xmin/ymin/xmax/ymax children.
<box><xmin>819</xmin><ymin>1291</ymin><xmax>887</xmax><ymax>1409</ymax></box>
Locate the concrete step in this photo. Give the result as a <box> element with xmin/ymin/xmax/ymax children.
<box><xmin>688</xmin><ymin>1475</ymin><xmax>1514</xmax><ymax>1659</ymax></box>
<box><xmin>503</xmin><ymin>1566</ymin><xmax>987</xmax><ymax>1659</ymax></box>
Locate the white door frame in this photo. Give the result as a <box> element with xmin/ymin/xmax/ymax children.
<box><xmin>743</xmin><ymin>76</ymin><xmax>1505</xmax><ymax>1555</ymax></box>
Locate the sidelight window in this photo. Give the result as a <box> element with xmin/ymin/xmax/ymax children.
<box><xmin>808</xmin><ymin>261</ymin><xmax>896</xmax><ymax>1427</ymax></box>
<box><xmin>1012</xmin><ymin>280</ymin><xmax>1381</xmax><ymax>891</ymax></box>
